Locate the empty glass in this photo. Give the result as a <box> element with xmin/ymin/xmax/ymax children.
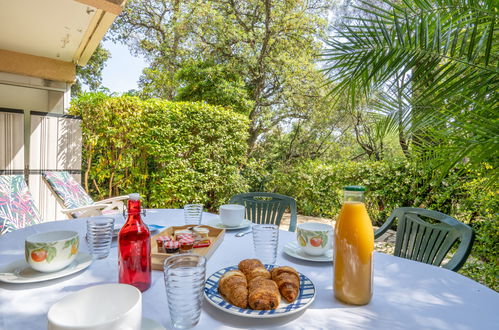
<box><xmin>86</xmin><ymin>217</ymin><xmax>115</xmax><ymax>259</ymax></box>
<box><xmin>163</xmin><ymin>254</ymin><xmax>206</xmax><ymax>329</ymax></box>
<box><xmin>184</xmin><ymin>204</ymin><xmax>203</xmax><ymax>225</ymax></box>
<box><xmin>252</xmin><ymin>224</ymin><xmax>279</xmax><ymax>265</ymax></box>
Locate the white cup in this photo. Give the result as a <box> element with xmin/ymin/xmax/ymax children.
<box><xmin>47</xmin><ymin>283</ymin><xmax>142</xmax><ymax>330</ymax></box>
<box><xmin>296</xmin><ymin>222</ymin><xmax>333</xmax><ymax>256</ymax></box>
<box><xmin>219</xmin><ymin>204</ymin><xmax>245</xmax><ymax>227</ymax></box>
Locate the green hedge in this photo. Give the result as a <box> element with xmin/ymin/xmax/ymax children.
<box><xmin>259</xmin><ymin>160</ymin><xmax>418</xmax><ymax>224</ymax></box>
<box><xmin>261</xmin><ymin>159</ymin><xmax>496</xmax><ymax>224</ymax></box>
<box><xmin>69</xmin><ymin>93</ymin><xmax>249</xmax><ymax>209</ymax></box>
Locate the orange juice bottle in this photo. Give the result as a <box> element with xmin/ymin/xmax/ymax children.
<box><xmin>334</xmin><ymin>186</ymin><xmax>374</xmax><ymax>305</ymax></box>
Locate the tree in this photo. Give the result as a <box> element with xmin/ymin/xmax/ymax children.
<box><xmin>111</xmin><ymin>0</ymin><xmax>334</xmax><ymax>151</ymax></box>
<box><xmin>111</xmin><ymin>0</ymin><xmax>200</xmax><ymax>99</ymax></box>
<box><xmin>174</xmin><ymin>60</ymin><xmax>253</xmax><ymax>115</ymax></box>
<box><xmin>72</xmin><ymin>44</ymin><xmax>110</xmax><ymax>97</ymax></box>
<box><xmin>322</xmin><ymin>0</ymin><xmax>499</xmax><ymax>174</ymax></box>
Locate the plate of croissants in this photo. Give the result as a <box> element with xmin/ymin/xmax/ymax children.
<box><xmin>204</xmin><ymin>259</ymin><xmax>316</xmax><ymax>318</ymax></box>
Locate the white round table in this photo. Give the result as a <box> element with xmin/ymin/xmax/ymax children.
<box><xmin>0</xmin><ymin>209</ymin><xmax>497</xmax><ymax>330</ymax></box>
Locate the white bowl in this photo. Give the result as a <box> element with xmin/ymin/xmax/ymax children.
<box><xmin>47</xmin><ymin>283</ymin><xmax>142</xmax><ymax>330</ymax></box>
<box><xmin>296</xmin><ymin>222</ymin><xmax>333</xmax><ymax>256</ymax></box>
<box><xmin>219</xmin><ymin>204</ymin><xmax>245</xmax><ymax>227</ymax></box>
<box><xmin>25</xmin><ymin>231</ymin><xmax>79</xmax><ymax>272</ymax></box>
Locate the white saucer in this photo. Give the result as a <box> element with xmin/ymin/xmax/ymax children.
<box><xmin>283</xmin><ymin>241</ymin><xmax>333</xmax><ymax>262</ymax></box>
<box><xmin>0</xmin><ymin>252</ymin><xmax>92</xmax><ymax>284</ymax></box>
<box><xmin>205</xmin><ymin>217</ymin><xmax>252</xmax><ymax>230</ymax></box>
<box><xmin>142</xmin><ymin>317</ymin><xmax>165</xmax><ymax>330</ymax></box>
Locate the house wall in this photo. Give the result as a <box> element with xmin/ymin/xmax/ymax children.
<box><xmin>0</xmin><ymin>72</ymin><xmax>81</xmax><ymax>221</ymax></box>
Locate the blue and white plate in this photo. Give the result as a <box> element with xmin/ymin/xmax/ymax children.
<box><xmin>204</xmin><ymin>264</ymin><xmax>316</xmax><ymax>318</ymax></box>
<box><xmin>147</xmin><ymin>224</ymin><xmax>165</xmax><ymax>232</ymax></box>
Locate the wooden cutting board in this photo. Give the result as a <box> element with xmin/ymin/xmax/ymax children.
<box><xmin>150</xmin><ymin>225</ymin><xmax>225</xmax><ymax>271</ymax></box>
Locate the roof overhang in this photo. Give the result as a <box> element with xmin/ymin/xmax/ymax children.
<box><xmin>0</xmin><ymin>0</ymin><xmax>126</xmax><ymax>83</ymax></box>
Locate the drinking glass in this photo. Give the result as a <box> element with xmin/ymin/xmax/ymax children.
<box><xmin>163</xmin><ymin>254</ymin><xmax>206</xmax><ymax>329</ymax></box>
<box><xmin>252</xmin><ymin>224</ymin><xmax>279</xmax><ymax>265</ymax></box>
<box><xmin>184</xmin><ymin>204</ymin><xmax>203</xmax><ymax>225</ymax></box>
<box><xmin>86</xmin><ymin>217</ymin><xmax>115</xmax><ymax>259</ymax></box>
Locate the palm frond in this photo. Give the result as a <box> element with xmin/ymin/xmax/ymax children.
<box><xmin>322</xmin><ymin>0</ymin><xmax>498</xmax><ymax>171</ymax></box>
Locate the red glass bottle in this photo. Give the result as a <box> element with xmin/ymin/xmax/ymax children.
<box><xmin>118</xmin><ymin>193</ymin><xmax>151</xmax><ymax>292</ymax></box>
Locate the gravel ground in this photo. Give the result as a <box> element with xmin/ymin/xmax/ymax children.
<box><xmin>279</xmin><ymin>213</ymin><xmax>396</xmax><ymax>255</ymax></box>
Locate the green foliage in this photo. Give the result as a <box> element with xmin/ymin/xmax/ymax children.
<box><xmin>261</xmin><ymin>159</ymin><xmax>497</xmax><ymax>224</ymax></box>
<box><xmin>456</xmin><ymin>164</ymin><xmax>498</xmax><ymax>274</ymax></box>
<box><xmin>69</xmin><ymin>93</ymin><xmax>249</xmax><ymax>209</ymax></box>
<box><xmin>112</xmin><ymin>0</ymin><xmax>333</xmax><ymax>149</ymax></box>
<box><xmin>175</xmin><ymin>60</ymin><xmax>254</xmax><ymax>115</ymax></box>
<box><xmin>72</xmin><ymin>44</ymin><xmax>110</xmax><ymax>97</ymax></box>
<box><xmin>323</xmin><ymin>0</ymin><xmax>499</xmax><ymax>175</ymax></box>
<box><xmin>261</xmin><ymin>159</ymin><xmax>412</xmax><ymax>223</ymax></box>
<box><xmin>139</xmin><ymin>63</ymin><xmax>178</xmax><ymax>100</ymax></box>
<box><xmin>140</xmin><ymin>99</ymin><xmax>250</xmax><ymax>208</ymax></box>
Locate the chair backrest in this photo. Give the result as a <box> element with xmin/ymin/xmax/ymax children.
<box><xmin>229</xmin><ymin>192</ymin><xmax>297</xmax><ymax>232</ymax></box>
<box><xmin>42</xmin><ymin>171</ymin><xmax>94</xmax><ymax>209</ymax></box>
<box><xmin>0</xmin><ymin>175</ymin><xmax>42</xmax><ymax>235</ymax></box>
<box><xmin>390</xmin><ymin>207</ymin><xmax>474</xmax><ymax>271</ymax></box>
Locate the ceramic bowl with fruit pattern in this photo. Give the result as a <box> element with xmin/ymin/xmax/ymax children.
<box><xmin>25</xmin><ymin>231</ymin><xmax>79</xmax><ymax>272</ymax></box>
<box><xmin>296</xmin><ymin>223</ymin><xmax>333</xmax><ymax>256</ymax></box>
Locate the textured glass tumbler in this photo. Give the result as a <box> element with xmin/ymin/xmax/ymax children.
<box><xmin>184</xmin><ymin>204</ymin><xmax>203</xmax><ymax>225</ymax></box>
<box><xmin>252</xmin><ymin>224</ymin><xmax>279</xmax><ymax>265</ymax></box>
<box><xmin>164</xmin><ymin>254</ymin><xmax>206</xmax><ymax>329</ymax></box>
<box><xmin>86</xmin><ymin>217</ymin><xmax>114</xmax><ymax>259</ymax></box>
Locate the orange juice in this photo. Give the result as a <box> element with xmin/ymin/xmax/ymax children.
<box><xmin>334</xmin><ymin>186</ymin><xmax>374</xmax><ymax>305</ymax></box>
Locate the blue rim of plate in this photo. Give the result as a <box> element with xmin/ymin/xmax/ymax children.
<box><xmin>204</xmin><ymin>264</ymin><xmax>316</xmax><ymax>318</ymax></box>
<box><xmin>113</xmin><ymin>224</ymin><xmax>163</xmax><ymax>237</ymax></box>
<box><xmin>147</xmin><ymin>224</ymin><xmax>164</xmax><ymax>231</ymax></box>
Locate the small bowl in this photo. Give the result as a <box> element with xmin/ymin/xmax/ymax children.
<box><xmin>296</xmin><ymin>222</ymin><xmax>333</xmax><ymax>256</ymax></box>
<box><xmin>25</xmin><ymin>231</ymin><xmax>79</xmax><ymax>273</ymax></box>
<box><xmin>47</xmin><ymin>283</ymin><xmax>142</xmax><ymax>330</ymax></box>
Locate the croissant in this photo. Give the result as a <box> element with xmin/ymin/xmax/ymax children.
<box><xmin>238</xmin><ymin>259</ymin><xmax>271</xmax><ymax>282</ymax></box>
<box><xmin>218</xmin><ymin>270</ymin><xmax>248</xmax><ymax>308</ymax></box>
<box><xmin>248</xmin><ymin>277</ymin><xmax>280</xmax><ymax>310</ymax></box>
<box><xmin>271</xmin><ymin>266</ymin><xmax>301</xmax><ymax>303</ymax></box>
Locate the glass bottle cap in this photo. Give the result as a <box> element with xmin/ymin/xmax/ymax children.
<box><xmin>344</xmin><ymin>185</ymin><xmax>366</xmax><ymax>191</ymax></box>
<box><xmin>129</xmin><ymin>193</ymin><xmax>141</xmax><ymax>200</ymax></box>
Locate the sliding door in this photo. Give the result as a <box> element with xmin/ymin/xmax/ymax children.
<box><xmin>0</xmin><ymin>108</ymin><xmax>24</xmax><ymax>174</ymax></box>
<box><xmin>29</xmin><ymin>112</ymin><xmax>82</xmax><ymax>221</ymax></box>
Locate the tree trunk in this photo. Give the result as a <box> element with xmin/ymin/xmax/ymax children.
<box><xmin>247</xmin><ymin>126</ymin><xmax>260</xmax><ymax>154</ymax></box>
<box><xmin>248</xmin><ymin>0</ymin><xmax>272</xmax><ymax>153</ymax></box>
<box><xmin>395</xmin><ymin>73</ymin><xmax>411</xmax><ymax>158</ymax></box>
<box><xmin>84</xmin><ymin>147</ymin><xmax>93</xmax><ymax>193</ymax></box>
<box><xmin>168</xmin><ymin>0</ymin><xmax>181</xmax><ymax>100</ymax></box>
<box><xmin>398</xmin><ymin>111</ymin><xmax>410</xmax><ymax>158</ymax></box>
<box><xmin>411</xmin><ymin>60</ymin><xmax>435</xmax><ymax>151</ymax></box>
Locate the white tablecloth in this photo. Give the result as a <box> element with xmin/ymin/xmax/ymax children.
<box><xmin>0</xmin><ymin>209</ymin><xmax>497</xmax><ymax>330</ymax></box>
